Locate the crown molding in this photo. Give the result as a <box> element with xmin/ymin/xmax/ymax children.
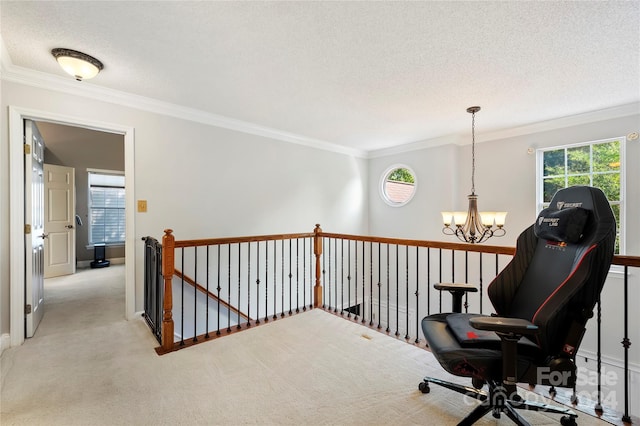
<box><xmin>477</xmin><ymin>102</ymin><xmax>640</xmax><ymax>144</ymax></box>
<box><xmin>0</xmin><ymin>39</ymin><xmax>366</xmax><ymax>159</ymax></box>
<box><xmin>367</xmin><ymin>102</ymin><xmax>640</xmax><ymax>159</ymax></box>
<box><xmin>367</xmin><ymin>134</ymin><xmax>465</xmax><ymax>159</ymax></box>
<box><xmin>2</xmin><ymin>35</ymin><xmax>636</xmax><ymax>161</ymax></box>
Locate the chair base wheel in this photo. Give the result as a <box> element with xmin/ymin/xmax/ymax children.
<box><xmin>561</xmin><ymin>415</ymin><xmax>577</xmax><ymax>426</ymax></box>
<box><xmin>472</xmin><ymin>378</ymin><xmax>485</xmax><ymax>389</ymax></box>
<box><xmin>418</xmin><ymin>380</ymin><xmax>430</xmax><ymax>394</ymax></box>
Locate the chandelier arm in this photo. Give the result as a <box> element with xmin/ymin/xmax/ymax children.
<box><xmin>492</xmin><ymin>227</ymin><xmax>507</xmax><ymax>237</ymax></box>
<box><xmin>475</xmin><ymin>228</ymin><xmax>494</xmax><ymax>244</ymax></box>
<box><xmin>471</xmin><ymin>207</ymin><xmax>487</xmax><ymax>237</ymax></box>
<box><xmin>442</xmin><ymin>226</ymin><xmax>457</xmax><ymax>236</ymax></box>
<box><xmin>454</xmin><ymin>227</ymin><xmax>471</xmax><ymax>243</ymax></box>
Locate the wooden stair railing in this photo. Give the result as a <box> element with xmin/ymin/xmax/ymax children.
<box><xmin>173</xmin><ymin>268</ymin><xmax>251</xmax><ymax>321</ymax></box>
<box><xmin>160</xmin><ymin>227</ymin><xmax>320</xmax><ymax>353</ymax></box>
<box><xmin>149</xmin><ymin>225</ymin><xmax>639</xmax><ymax>423</ymax></box>
<box><xmin>161</xmin><ymin>229</ymin><xmax>175</xmax><ymax>352</ymax></box>
<box><xmin>159</xmin><ymin>226</ymin><xmax>638</xmax><ymax>352</ymax></box>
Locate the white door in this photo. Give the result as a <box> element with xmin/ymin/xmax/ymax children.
<box><xmin>25</xmin><ymin>120</ymin><xmax>45</xmax><ymax>337</ymax></box>
<box><xmin>44</xmin><ymin>164</ymin><xmax>76</xmax><ymax>278</ymax></box>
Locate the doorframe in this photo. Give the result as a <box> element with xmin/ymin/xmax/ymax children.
<box><xmin>9</xmin><ymin>106</ymin><xmax>136</xmax><ymax>347</ymax></box>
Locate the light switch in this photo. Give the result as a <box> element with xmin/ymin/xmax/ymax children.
<box><xmin>137</xmin><ymin>200</ymin><xmax>147</xmax><ymax>213</ymax></box>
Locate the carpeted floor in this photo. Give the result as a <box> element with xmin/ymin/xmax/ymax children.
<box><xmin>0</xmin><ymin>265</ymin><xmax>612</xmax><ymax>425</ymax></box>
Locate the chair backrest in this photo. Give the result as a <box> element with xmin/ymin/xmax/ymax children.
<box><xmin>487</xmin><ymin>186</ymin><xmax>616</xmax><ymax>357</ymax></box>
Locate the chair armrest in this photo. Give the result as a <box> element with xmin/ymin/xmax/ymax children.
<box><xmin>434</xmin><ymin>283</ymin><xmax>478</xmax><ymax>313</ymax></box>
<box><xmin>434</xmin><ymin>282</ymin><xmax>478</xmax><ymax>293</ymax></box>
<box><xmin>469</xmin><ymin>316</ymin><xmax>539</xmax><ymax>336</ymax></box>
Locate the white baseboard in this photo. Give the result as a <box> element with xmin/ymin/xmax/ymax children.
<box><xmin>77</xmin><ymin>257</ymin><xmax>125</xmax><ymax>269</ymax></box>
<box><xmin>0</xmin><ymin>333</ymin><xmax>11</xmax><ymax>357</ymax></box>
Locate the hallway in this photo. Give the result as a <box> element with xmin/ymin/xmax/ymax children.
<box><xmin>1</xmin><ymin>265</ymin><xmax>161</xmax><ymax>424</ymax></box>
<box><xmin>36</xmin><ymin>265</ymin><xmax>127</xmax><ymax>338</ymax></box>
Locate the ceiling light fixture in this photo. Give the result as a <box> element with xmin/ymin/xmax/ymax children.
<box><xmin>51</xmin><ymin>48</ymin><xmax>103</xmax><ymax>81</ymax></box>
<box><xmin>441</xmin><ymin>106</ymin><xmax>507</xmax><ymax>244</ymax></box>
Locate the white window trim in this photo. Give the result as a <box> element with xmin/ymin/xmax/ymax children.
<box><xmin>87</xmin><ymin>167</ymin><xmax>124</xmax><ymax>176</ymax></box>
<box><xmin>88</xmin><ymin>168</ymin><xmax>126</xmax><ymax>245</ymax></box>
<box><xmin>535</xmin><ymin>136</ymin><xmax>626</xmax><ymax>255</ymax></box>
<box><xmin>379</xmin><ymin>164</ymin><xmax>418</xmax><ymax>207</ymax></box>
<box><xmin>85</xmin><ymin>243</ymin><xmax>125</xmax><ymax>250</ymax></box>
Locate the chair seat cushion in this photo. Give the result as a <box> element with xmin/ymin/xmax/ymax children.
<box><xmin>422</xmin><ymin>313</ymin><xmax>542</xmax><ymax>382</ymax></box>
<box><xmin>446</xmin><ymin>313</ymin><xmax>540</xmax><ymax>353</ymax></box>
<box><xmin>446</xmin><ymin>313</ymin><xmax>501</xmax><ymax>344</ymax></box>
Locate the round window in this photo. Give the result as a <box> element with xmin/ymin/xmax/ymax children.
<box><xmin>380</xmin><ymin>165</ymin><xmax>417</xmax><ymax>207</ymax></box>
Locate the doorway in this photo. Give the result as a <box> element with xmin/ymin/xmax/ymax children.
<box><xmin>8</xmin><ymin>106</ymin><xmax>136</xmax><ymax>347</ymax></box>
<box><xmin>37</xmin><ymin>121</ymin><xmax>126</xmax><ymax>271</ymax></box>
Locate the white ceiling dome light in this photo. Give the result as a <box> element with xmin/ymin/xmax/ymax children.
<box><xmin>51</xmin><ymin>48</ymin><xmax>104</xmax><ymax>81</ymax></box>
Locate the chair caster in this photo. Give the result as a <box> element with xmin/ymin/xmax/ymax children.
<box><xmin>560</xmin><ymin>415</ymin><xmax>577</xmax><ymax>426</ymax></box>
<box><xmin>418</xmin><ymin>381</ymin><xmax>430</xmax><ymax>394</ymax></box>
<box><xmin>472</xmin><ymin>378</ymin><xmax>485</xmax><ymax>389</ymax></box>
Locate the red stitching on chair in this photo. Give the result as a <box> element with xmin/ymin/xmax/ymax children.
<box><xmin>531</xmin><ymin>243</ymin><xmax>597</xmax><ymax>324</ymax></box>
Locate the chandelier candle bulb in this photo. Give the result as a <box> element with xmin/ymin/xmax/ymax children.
<box><xmin>441</xmin><ymin>212</ymin><xmax>453</xmax><ymax>227</ymax></box>
<box><xmin>480</xmin><ymin>212</ymin><xmax>496</xmax><ymax>227</ymax></box>
<box><xmin>452</xmin><ymin>212</ymin><xmax>468</xmax><ymax>227</ymax></box>
<box><xmin>495</xmin><ymin>212</ymin><xmax>508</xmax><ymax>228</ymax></box>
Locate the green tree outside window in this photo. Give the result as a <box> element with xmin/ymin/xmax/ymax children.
<box><xmin>540</xmin><ymin>139</ymin><xmax>622</xmax><ymax>253</ymax></box>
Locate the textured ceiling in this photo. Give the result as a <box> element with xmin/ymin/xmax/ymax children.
<box><xmin>1</xmin><ymin>1</ymin><xmax>639</xmax><ymax>152</ymax></box>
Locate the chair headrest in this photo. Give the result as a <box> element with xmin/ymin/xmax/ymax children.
<box><xmin>541</xmin><ymin>185</ymin><xmax>616</xmax><ymax>245</ymax></box>
<box><xmin>534</xmin><ymin>207</ymin><xmax>589</xmax><ymax>243</ymax></box>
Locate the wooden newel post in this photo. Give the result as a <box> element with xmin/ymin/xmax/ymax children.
<box><xmin>161</xmin><ymin>229</ymin><xmax>175</xmax><ymax>352</ymax></box>
<box><xmin>313</xmin><ymin>224</ymin><xmax>323</xmax><ymax>308</ymax></box>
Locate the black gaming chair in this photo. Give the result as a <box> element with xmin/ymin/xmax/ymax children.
<box><xmin>419</xmin><ymin>186</ymin><xmax>616</xmax><ymax>426</ymax></box>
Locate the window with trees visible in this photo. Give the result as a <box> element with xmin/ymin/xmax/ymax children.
<box><xmin>88</xmin><ymin>171</ymin><xmax>125</xmax><ymax>245</ymax></box>
<box><xmin>537</xmin><ymin>137</ymin><xmax>624</xmax><ymax>253</ymax></box>
<box><xmin>380</xmin><ymin>165</ymin><xmax>417</xmax><ymax>207</ymax></box>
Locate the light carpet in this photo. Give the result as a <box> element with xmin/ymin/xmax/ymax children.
<box><xmin>0</xmin><ymin>265</ymin><xmax>611</xmax><ymax>425</ymax></box>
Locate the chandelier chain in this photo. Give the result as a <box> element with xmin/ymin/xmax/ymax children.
<box><xmin>471</xmin><ymin>110</ymin><xmax>476</xmax><ymax>194</ymax></box>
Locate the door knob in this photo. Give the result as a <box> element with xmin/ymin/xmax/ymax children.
<box><xmin>65</xmin><ymin>224</ymin><xmax>74</xmax><ymax>229</ymax></box>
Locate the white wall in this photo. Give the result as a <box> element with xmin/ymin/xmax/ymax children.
<box><xmin>2</xmin><ymin>77</ymin><xmax>638</xmax><ymax>365</ymax></box>
<box><xmin>369</xmin><ymin>114</ymin><xmax>640</xmax><ymax>252</ymax></box>
<box><xmin>368</xmin><ymin>143</ymin><xmax>459</xmax><ymax>241</ymax></box>
<box><xmin>0</xmin><ymin>80</ymin><xmax>369</xmax><ymax>335</ymax></box>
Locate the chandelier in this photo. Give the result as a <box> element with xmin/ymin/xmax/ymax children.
<box><xmin>441</xmin><ymin>106</ymin><xmax>506</xmax><ymax>244</ymax></box>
